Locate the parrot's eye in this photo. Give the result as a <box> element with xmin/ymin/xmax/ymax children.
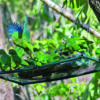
<box><xmin>9</xmin><ymin>49</ymin><xmax>16</xmax><ymax>55</ymax></box>
<box><xmin>8</xmin><ymin>50</ymin><xmax>13</xmax><ymax>54</ymax></box>
<box><xmin>8</xmin><ymin>50</ymin><xmax>11</xmax><ymax>54</ymax></box>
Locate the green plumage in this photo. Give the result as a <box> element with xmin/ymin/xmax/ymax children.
<box><xmin>8</xmin><ymin>15</ymin><xmax>30</xmax><ymax>42</ymax></box>
<box><xmin>9</xmin><ymin>49</ymin><xmax>28</xmax><ymax>69</ymax></box>
<box><xmin>9</xmin><ymin>49</ymin><xmax>22</xmax><ymax>68</ymax></box>
<box><xmin>0</xmin><ymin>49</ymin><xmax>11</xmax><ymax>71</ymax></box>
<box><xmin>12</xmin><ymin>15</ymin><xmax>33</xmax><ymax>57</ymax></box>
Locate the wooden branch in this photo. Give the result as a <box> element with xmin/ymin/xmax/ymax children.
<box><xmin>41</xmin><ymin>0</ymin><xmax>100</xmax><ymax>38</ymax></box>
<box><xmin>0</xmin><ymin>10</ymin><xmax>6</xmax><ymax>49</ymax></box>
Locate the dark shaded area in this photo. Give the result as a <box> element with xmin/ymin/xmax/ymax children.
<box><xmin>89</xmin><ymin>0</ymin><xmax>100</xmax><ymax>22</ymax></box>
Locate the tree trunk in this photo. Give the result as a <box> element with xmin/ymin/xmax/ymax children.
<box><xmin>0</xmin><ymin>9</ymin><xmax>6</xmax><ymax>49</ymax></box>
<box><xmin>0</xmin><ymin>9</ymin><xmax>14</xmax><ymax>100</ymax></box>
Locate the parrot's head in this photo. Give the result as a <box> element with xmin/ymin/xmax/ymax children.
<box><xmin>9</xmin><ymin>49</ymin><xmax>17</xmax><ymax>55</ymax></box>
<box><xmin>7</xmin><ymin>22</ymin><xmax>23</xmax><ymax>38</ymax></box>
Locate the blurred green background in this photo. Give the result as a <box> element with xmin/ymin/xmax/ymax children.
<box><xmin>0</xmin><ymin>0</ymin><xmax>100</xmax><ymax>100</ymax></box>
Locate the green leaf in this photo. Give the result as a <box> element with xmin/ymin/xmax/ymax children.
<box><xmin>96</xmin><ymin>48</ymin><xmax>100</xmax><ymax>54</ymax></box>
<box><xmin>23</xmin><ymin>15</ymin><xmax>31</xmax><ymax>42</ymax></box>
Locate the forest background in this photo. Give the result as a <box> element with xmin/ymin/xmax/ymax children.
<box><xmin>0</xmin><ymin>0</ymin><xmax>100</xmax><ymax>100</ymax></box>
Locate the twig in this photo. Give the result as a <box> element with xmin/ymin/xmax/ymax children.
<box><xmin>41</xmin><ymin>0</ymin><xmax>100</xmax><ymax>38</ymax></box>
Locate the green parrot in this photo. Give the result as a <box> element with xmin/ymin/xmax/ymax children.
<box><xmin>9</xmin><ymin>49</ymin><xmax>22</xmax><ymax>69</ymax></box>
<box><xmin>9</xmin><ymin>49</ymin><xmax>28</xmax><ymax>69</ymax></box>
<box><xmin>8</xmin><ymin>15</ymin><xmax>30</xmax><ymax>41</ymax></box>
<box><xmin>13</xmin><ymin>15</ymin><xmax>33</xmax><ymax>57</ymax></box>
<box><xmin>0</xmin><ymin>49</ymin><xmax>11</xmax><ymax>71</ymax></box>
<box><xmin>7</xmin><ymin>23</ymin><xmax>23</xmax><ymax>39</ymax></box>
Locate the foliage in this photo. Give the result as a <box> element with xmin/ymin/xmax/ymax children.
<box><xmin>0</xmin><ymin>0</ymin><xmax>100</xmax><ymax>99</ymax></box>
<box><xmin>32</xmin><ymin>81</ymin><xmax>86</xmax><ymax>100</ymax></box>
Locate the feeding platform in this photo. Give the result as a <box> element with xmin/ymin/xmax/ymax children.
<box><xmin>0</xmin><ymin>53</ymin><xmax>99</xmax><ymax>85</ymax></box>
